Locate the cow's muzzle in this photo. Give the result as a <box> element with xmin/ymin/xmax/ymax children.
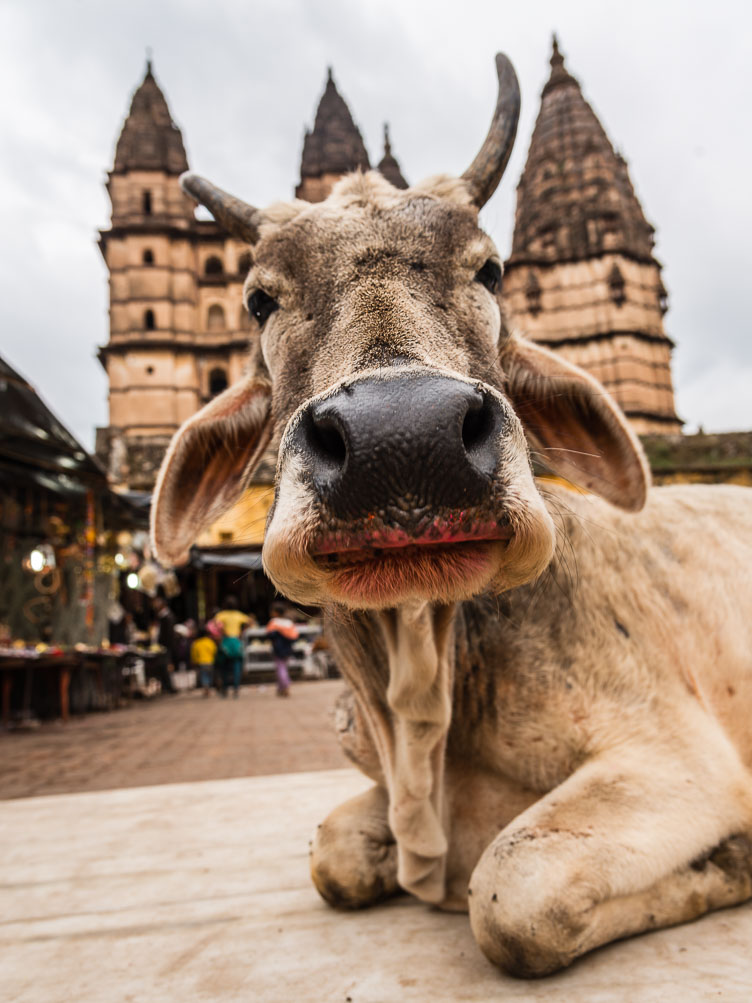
<box><xmin>288</xmin><ymin>371</ymin><xmax>506</xmax><ymax>521</ymax></box>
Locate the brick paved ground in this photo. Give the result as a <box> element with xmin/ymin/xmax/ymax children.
<box><xmin>0</xmin><ymin>680</ymin><xmax>347</xmax><ymax>800</ymax></box>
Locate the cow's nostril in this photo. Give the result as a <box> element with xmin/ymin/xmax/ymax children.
<box><xmin>461</xmin><ymin>391</ymin><xmax>501</xmax><ymax>479</ymax></box>
<box><xmin>310</xmin><ymin>415</ymin><xmax>347</xmax><ymax>466</ymax></box>
<box><xmin>462</xmin><ymin>395</ymin><xmax>493</xmax><ymax>452</ymax></box>
<box><xmin>291</xmin><ymin>374</ymin><xmax>503</xmax><ymax>514</ymax></box>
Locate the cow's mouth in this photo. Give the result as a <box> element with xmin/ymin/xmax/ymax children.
<box><xmin>311</xmin><ymin>525</ymin><xmax>514</xmax><ymax>605</ymax></box>
<box><xmin>313</xmin><ymin>538</ymin><xmax>506</xmax><ymax>569</ymax></box>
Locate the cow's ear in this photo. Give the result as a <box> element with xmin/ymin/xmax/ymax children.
<box><xmin>501</xmin><ymin>334</ymin><xmax>649</xmax><ymax>511</ymax></box>
<box><xmin>151</xmin><ymin>375</ymin><xmax>272</xmax><ymax>566</ymax></box>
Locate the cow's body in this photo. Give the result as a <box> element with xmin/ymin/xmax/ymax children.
<box><xmin>315</xmin><ymin>483</ymin><xmax>752</xmax><ymax>973</ymax></box>
<box><xmin>151</xmin><ymin>54</ymin><xmax>752</xmax><ymax>977</ymax></box>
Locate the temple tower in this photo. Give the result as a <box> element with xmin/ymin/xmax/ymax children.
<box><xmin>97</xmin><ymin>62</ymin><xmax>254</xmax><ymax>489</ymax></box>
<box><xmin>377</xmin><ymin>124</ymin><xmax>408</xmax><ymax>189</ymax></box>
<box><xmin>297</xmin><ymin>69</ymin><xmax>385</xmax><ymax>202</ymax></box>
<box><xmin>502</xmin><ymin>40</ymin><xmax>681</xmax><ymax>434</ymax></box>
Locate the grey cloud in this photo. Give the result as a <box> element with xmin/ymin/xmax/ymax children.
<box><xmin>0</xmin><ymin>0</ymin><xmax>750</xmax><ymax>445</ymax></box>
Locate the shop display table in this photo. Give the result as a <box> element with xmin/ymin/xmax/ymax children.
<box><xmin>0</xmin><ymin>645</ymin><xmax>165</xmax><ymax>724</ymax></box>
<box><xmin>0</xmin><ymin>650</ymin><xmax>80</xmax><ymax>724</ymax></box>
<box><xmin>243</xmin><ymin>624</ymin><xmax>326</xmax><ymax>680</ymax></box>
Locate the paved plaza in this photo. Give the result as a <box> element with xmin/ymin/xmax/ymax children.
<box><xmin>0</xmin><ymin>680</ymin><xmax>346</xmax><ymax>800</ymax></box>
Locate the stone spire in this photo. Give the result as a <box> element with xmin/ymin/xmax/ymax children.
<box><xmin>502</xmin><ymin>39</ymin><xmax>681</xmax><ymax>435</ymax></box>
<box><xmin>508</xmin><ymin>37</ymin><xmax>656</xmax><ymax>267</ymax></box>
<box><xmin>541</xmin><ymin>34</ymin><xmax>580</xmax><ymax>97</ymax></box>
<box><xmin>296</xmin><ymin>68</ymin><xmax>370</xmax><ymax>201</ymax></box>
<box><xmin>112</xmin><ymin>60</ymin><xmax>189</xmax><ymax>175</ymax></box>
<box><xmin>377</xmin><ymin>124</ymin><xmax>408</xmax><ymax>189</ymax></box>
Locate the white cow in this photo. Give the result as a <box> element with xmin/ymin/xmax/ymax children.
<box><xmin>151</xmin><ymin>54</ymin><xmax>752</xmax><ymax>977</ymax></box>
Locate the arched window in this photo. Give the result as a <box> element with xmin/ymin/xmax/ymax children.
<box><xmin>209</xmin><ymin>368</ymin><xmax>229</xmax><ymax>397</ymax></box>
<box><xmin>608</xmin><ymin>263</ymin><xmax>626</xmax><ymax>307</ymax></box>
<box><xmin>144</xmin><ymin>309</ymin><xmax>155</xmax><ymax>331</ymax></box>
<box><xmin>204</xmin><ymin>256</ymin><xmax>224</xmax><ymax>276</ymax></box>
<box><xmin>239</xmin><ymin>305</ymin><xmax>251</xmax><ymax>330</ymax></box>
<box><xmin>142</xmin><ymin>190</ymin><xmax>152</xmax><ymax>215</ymax></box>
<box><xmin>237</xmin><ymin>252</ymin><xmax>252</xmax><ymax>275</ymax></box>
<box><xmin>525</xmin><ymin>271</ymin><xmax>542</xmax><ymax>317</ymax></box>
<box><xmin>142</xmin><ymin>249</ymin><xmax>154</xmax><ymax>265</ymax></box>
<box><xmin>657</xmin><ymin>279</ymin><xmax>669</xmax><ymax>316</ymax></box>
<box><xmin>207</xmin><ymin>304</ymin><xmax>226</xmax><ymax>331</ymax></box>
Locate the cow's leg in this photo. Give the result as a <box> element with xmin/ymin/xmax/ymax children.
<box><xmin>468</xmin><ymin>743</ymin><xmax>752</xmax><ymax>977</ymax></box>
<box><xmin>310</xmin><ymin>784</ymin><xmax>400</xmax><ymax>909</ymax></box>
<box><xmin>334</xmin><ymin>688</ymin><xmax>384</xmax><ymax>784</ymax></box>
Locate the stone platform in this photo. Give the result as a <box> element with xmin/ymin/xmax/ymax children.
<box><xmin>2</xmin><ymin>768</ymin><xmax>751</xmax><ymax>1001</ymax></box>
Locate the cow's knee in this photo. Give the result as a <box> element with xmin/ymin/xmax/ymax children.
<box><xmin>310</xmin><ymin>785</ymin><xmax>399</xmax><ymax>909</ymax></box>
<box><xmin>468</xmin><ymin>830</ymin><xmax>592</xmax><ymax>978</ymax></box>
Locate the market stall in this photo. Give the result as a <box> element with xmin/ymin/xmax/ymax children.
<box><xmin>0</xmin><ymin>354</ymin><xmax>151</xmax><ymax>723</ymax></box>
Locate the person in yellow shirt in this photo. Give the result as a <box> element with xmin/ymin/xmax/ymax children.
<box><xmin>214</xmin><ymin>597</ymin><xmax>255</xmax><ymax>697</ymax></box>
<box><xmin>214</xmin><ymin>597</ymin><xmax>252</xmax><ymax>638</ymax></box>
<box><xmin>190</xmin><ymin>628</ymin><xmax>217</xmax><ymax>697</ymax></box>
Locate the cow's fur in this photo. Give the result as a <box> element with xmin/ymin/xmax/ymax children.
<box><xmin>317</xmin><ymin>484</ymin><xmax>752</xmax><ymax>975</ymax></box>
<box><xmin>151</xmin><ymin>160</ymin><xmax>752</xmax><ymax>977</ymax></box>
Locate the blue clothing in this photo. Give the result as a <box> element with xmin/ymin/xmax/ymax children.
<box><xmin>268</xmin><ymin>630</ymin><xmax>294</xmax><ymax>659</ymax></box>
<box><xmin>221</xmin><ymin>657</ymin><xmax>242</xmax><ymax>694</ymax></box>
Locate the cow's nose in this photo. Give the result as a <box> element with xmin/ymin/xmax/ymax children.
<box><xmin>291</xmin><ymin>372</ymin><xmax>505</xmax><ymax>519</ymax></box>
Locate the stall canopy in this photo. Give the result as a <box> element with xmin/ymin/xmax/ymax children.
<box><xmin>190</xmin><ymin>548</ymin><xmax>264</xmax><ymax>571</ymax></box>
<box><xmin>0</xmin><ymin>354</ymin><xmax>145</xmax><ymax>524</ymax></box>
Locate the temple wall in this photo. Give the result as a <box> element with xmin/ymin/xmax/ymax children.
<box><xmin>504</xmin><ymin>252</ymin><xmax>681</xmax><ymax>433</ymax></box>
<box><xmin>295</xmin><ymin>171</ymin><xmax>343</xmax><ymax>203</ymax></box>
<box><xmin>503</xmin><ymin>256</ymin><xmax>667</xmax><ymax>342</ymax></box>
<box><xmin>107</xmin><ymin>171</ymin><xmax>193</xmax><ymax>225</ymax></box>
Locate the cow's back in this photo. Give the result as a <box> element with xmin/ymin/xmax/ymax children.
<box><xmin>451</xmin><ymin>483</ymin><xmax>752</xmax><ymax>780</ymax></box>
<box><xmin>634</xmin><ymin>483</ymin><xmax>752</xmax><ymax>765</ymax></box>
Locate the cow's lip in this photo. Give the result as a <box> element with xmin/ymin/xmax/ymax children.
<box><xmin>312</xmin><ymin>523</ymin><xmax>514</xmax><ymax>566</ymax></box>
<box><xmin>310</xmin><ymin>535</ymin><xmax>509</xmax><ymax>606</ymax></box>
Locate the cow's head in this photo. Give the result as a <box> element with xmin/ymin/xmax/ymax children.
<box><xmin>151</xmin><ymin>54</ymin><xmax>648</xmax><ymax>609</ymax></box>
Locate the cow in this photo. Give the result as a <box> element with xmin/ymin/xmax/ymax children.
<box><xmin>150</xmin><ymin>53</ymin><xmax>752</xmax><ymax>978</ymax></box>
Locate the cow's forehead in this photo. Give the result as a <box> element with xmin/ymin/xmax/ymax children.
<box><xmin>253</xmin><ymin>190</ymin><xmax>490</xmax><ymax>281</ymax></box>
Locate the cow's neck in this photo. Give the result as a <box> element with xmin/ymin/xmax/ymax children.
<box><xmin>367</xmin><ymin>601</ymin><xmax>456</xmax><ymax>903</ymax></box>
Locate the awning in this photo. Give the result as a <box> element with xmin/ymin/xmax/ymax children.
<box><xmin>189</xmin><ymin>548</ymin><xmax>264</xmax><ymax>571</ymax></box>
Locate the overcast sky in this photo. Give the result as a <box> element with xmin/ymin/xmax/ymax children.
<box><xmin>1</xmin><ymin>0</ymin><xmax>750</xmax><ymax>448</ymax></box>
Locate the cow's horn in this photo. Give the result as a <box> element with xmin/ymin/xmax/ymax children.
<box><xmin>461</xmin><ymin>53</ymin><xmax>521</xmax><ymax>208</ymax></box>
<box><xmin>180</xmin><ymin>172</ymin><xmax>263</xmax><ymax>243</ymax></box>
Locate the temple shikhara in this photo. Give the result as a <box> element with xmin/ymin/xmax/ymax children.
<box><xmin>98</xmin><ymin>41</ymin><xmax>745</xmax><ymax>524</ymax></box>
<box><xmin>502</xmin><ymin>40</ymin><xmax>680</xmax><ymax>435</ymax></box>
<box><xmin>97</xmin><ymin>61</ymin><xmax>250</xmax><ymax>492</ymax></box>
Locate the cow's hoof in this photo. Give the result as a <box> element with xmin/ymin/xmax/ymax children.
<box><xmin>309</xmin><ymin>787</ymin><xmax>399</xmax><ymax>909</ymax></box>
<box><xmin>468</xmin><ymin>839</ymin><xmax>583</xmax><ymax>978</ymax></box>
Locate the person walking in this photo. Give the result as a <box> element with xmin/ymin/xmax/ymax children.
<box><xmin>214</xmin><ymin>597</ymin><xmax>250</xmax><ymax>698</ymax></box>
<box><xmin>190</xmin><ymin>627</ymin><xmax>217</xmax><ymax>697</ymax></box>
<box><xmin>265</xmin><ymin>603</ymin><xmax>299</xmax><ymax>697</ymax></box>
<box><xmin>151</xmin><ymin>595</ymin><xmax>176</xmax><ymax>694</ymax></box>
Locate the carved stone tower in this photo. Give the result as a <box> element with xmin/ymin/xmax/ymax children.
<box><xmin>377</xmin><ymin>124</ymin><xmax>408</xmax><ymax>190</ymax></box>
<box><xmin>296</xmin><ymin>69</ymin><xmax>372</xmax><ymax>202</ymax></box>
<box><xmin>502</xmin><ymin>40</ymin><xmax>681</xmax><ymax>434</ymax></box>
<box><xmin>96</xmin><ymin>62</ymin><xmax>254</xmax><ymax>490</ymax></box>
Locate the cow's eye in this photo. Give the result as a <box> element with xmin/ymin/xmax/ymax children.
<box><xmin>475</xmin><ymin>259</ymin><xmax>502</xmax><ymax>295</ymax></box>
<box><xmin>246</xmin><ymin>289</ymin><xmax>279</xmax><ymax>327</ymax></box>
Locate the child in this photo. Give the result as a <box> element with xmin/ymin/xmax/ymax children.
<box><xmin>190</xmin><ymin>627</ymin><xmax>218</xmax><ymax>697</ymax></box>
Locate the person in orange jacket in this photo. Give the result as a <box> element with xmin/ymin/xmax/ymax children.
<box><xmin>265</xmin><ymin>602</ymin><xmax>299</xmax><ymax>697</ymax></box>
